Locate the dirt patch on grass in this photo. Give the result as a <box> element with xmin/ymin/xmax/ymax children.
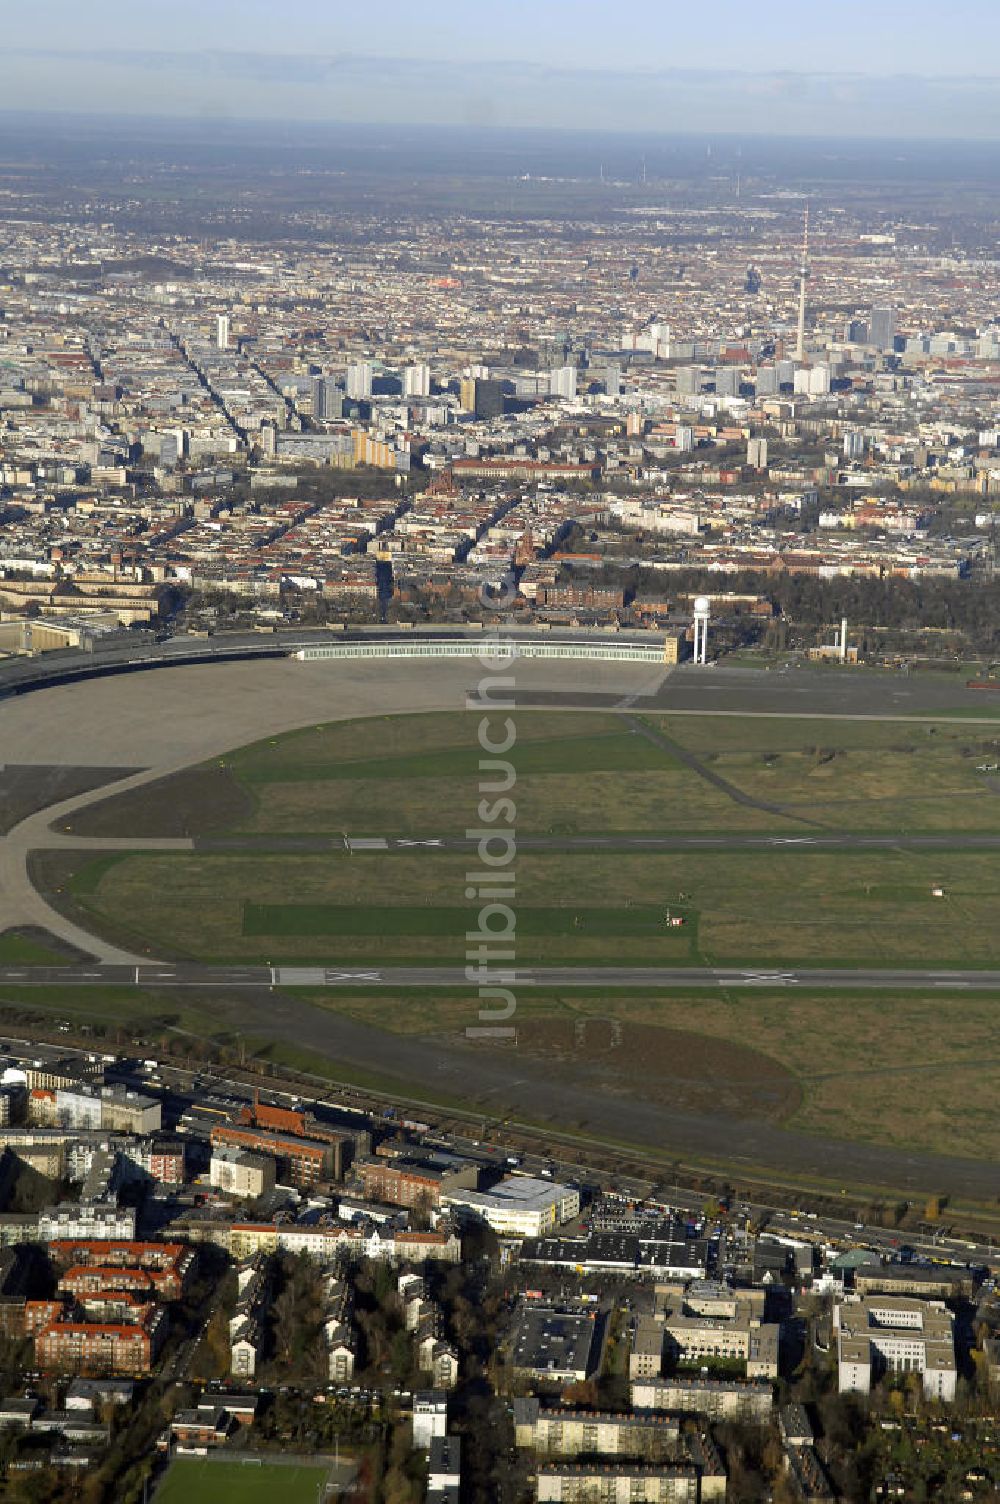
<box><xmin>512</xmin><ymin>1017</ymin><xmax>801</xmax><ymax>1123</ymax></box>
<box><xmin>61</xmin><ymin>766</ymin><xmax>255</xmax><ymax>838</ymax></box>
<box><xmin>0</xmin><ymin>765</ymin><xmax>139</xmax><ymax>834</ymax></box>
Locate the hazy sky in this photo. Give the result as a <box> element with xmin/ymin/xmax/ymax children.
<box><xmin>3</xmin><ymin>0</ymin><xmax>1000</xmax><ymax>137</ymax></box>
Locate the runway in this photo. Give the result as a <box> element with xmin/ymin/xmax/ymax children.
<box><xmin>1</xmin><ymin>963</ymin><xmax>997</xmax><ymax>991</ymax></box>
<box><xmin>204</xmin><ymin>832</ymin><xmax>1000</xmax><ymax>854</ymax></box>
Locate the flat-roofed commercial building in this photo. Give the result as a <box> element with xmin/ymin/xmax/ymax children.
<box><xmin>510</xmin><ymin>1304</ymin><xmax>601</xmax><ymax>1385</ymax></box>
<box><xmin>853</xmin><ymin>1263</ymin><xmax>972</xmax><ymax>1300</ymax></box>
<box><xmin>630</xmin><ymin>1316</ymin><xmax>664</xmax><ymax>1379</ymax></box>
<box><xmin>210</xmin><ymin>1124</ymin><xmax>338</xmax><ymax>1187</ymax></box>
<box><xmin>99</xmin><ymin>1088</ymin><xmax>162</xmax><ymax>1135</ymax></box>
<box><xmin>412</xmin><ymin>1390</ymin><xmax>448</xmax><ymax>1451</ymax></box>
<box><xmin>835</xmin><ymin>1295</ymin><xmax>957</xmax><ymax>1401</ymax></box>
<box><xmin>450</xmin><ymin>459</ymin><xmax>601</xmax><ymax>483</ymax></box>
<box><xmin>443</xmin><ymin>1177</ymin><xmax>579</xmax><ymax>1238</ymax></box>
<box><xmin>22</xmin><ymin>1057</ymin><xmax>103</xmax><ymax>1093</ymax></box>
<box><xmin>356</xmin><ymin>1153</ymin><xmax>478</xmax><ymax>1209</ymax></box>
<box><xmin>209</xmin><ymin>1145</ymin><xmax>276</xmax><ymax>1200</ymax></box>
<box><xmin>521</xmin><ymin>1230</ymin><xmax>708</xmax><ymax>1281</ymax></box>
<box><xmin>663</xmin><ymin>1298</ymin><xmax>780</xmax><ymax>1380</ymax></box>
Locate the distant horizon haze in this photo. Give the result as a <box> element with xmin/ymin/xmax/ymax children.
<box><xmin>4</xmin><ymin>9</ymin><xmax>1000</xmax><ymax>142</ymax></box>
<box><xmin>3</xmin><ymin>0</ymin><xmax>998</xmax><ymax>79</ymax></box>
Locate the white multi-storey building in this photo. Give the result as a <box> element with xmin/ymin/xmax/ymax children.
<box><xmin>346</xmin><ymin>361</ymin><xmax>373</xmax><ymax>399</ymax></box>
<box><xmin>403</xmin><ymin>363</ymin><xmax>431</xmax><ymax>397</ymax></box>
<box><xmin>39</xmin><ymin>1202</ymin><xmax>136</xmax><ymax>1242</ymax></box>
<box><xmin>441</xmin><ymin>1176</ymin><xmax>579</xmax><ymax>1237</ymax></box>
<box><xmin>836</xmin><ymin>1296</ymin><xmax>957</xmax><ymax>1401</ymax></box>
<box><xmin>549</xmin><ymin>365</ymin><xmax>577</xmax><ymax>400</ymax></box>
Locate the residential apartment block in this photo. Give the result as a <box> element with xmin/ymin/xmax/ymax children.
<box><xmin>513</xmin><ymin>1399</ymin><xmax>680</xmax><ymax>1457</ymax></box>
<box><xmin>632</xmin><ymin>1376</ymin><xmax>773</xmax><ymax>1423</ymax></box>
<box><xmin>536</xmin><ymin>1463</ymin><xmax>698</xmax><ymax>1504</ymax></box>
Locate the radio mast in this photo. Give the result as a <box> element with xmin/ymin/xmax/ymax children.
<box><xmin>795</xmin><ymin>204</ymin><xmax>810</xmax><ymax>362</ymax></box>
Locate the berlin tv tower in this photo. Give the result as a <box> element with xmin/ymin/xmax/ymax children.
<box><xmin>795</xmin><ymin>204</ymin><xmax>810</xmax><ymax>362</ymax></box>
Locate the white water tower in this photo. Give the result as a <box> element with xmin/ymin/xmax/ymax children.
<box><xmin>693</xmin><ymin>596</ymin><xmax>711</xmax><ymax>665</ymax></box>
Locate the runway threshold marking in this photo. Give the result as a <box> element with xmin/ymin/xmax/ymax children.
<box><xmin>274</xmin><ymin>967</ymin><xmax>326</xmax><ymax>986</ymax></box>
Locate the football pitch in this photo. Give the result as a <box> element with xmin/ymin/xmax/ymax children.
<box><xmin>154</xmin><ymin>1455</ymin><xmax>332</xmax><ymax>1503</ymax></box>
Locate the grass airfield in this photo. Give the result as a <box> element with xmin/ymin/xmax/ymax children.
<box><xmin>54</xmin><ymin>709</ymin><xmax>1000</xmax><ymax>969</ymax></box>
<box><xmin>22</xmin><ymin>705</ymin><xmax>1000</xmax><ymax>1167</ymax></box>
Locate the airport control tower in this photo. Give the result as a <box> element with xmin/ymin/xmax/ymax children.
<box><xmin>692</xmin><ymin>596</ymin><xmax>711</xmax><ymax>665</ymax></box>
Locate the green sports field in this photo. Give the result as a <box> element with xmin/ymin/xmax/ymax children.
<box><xmin>154</xmin><ymin>1455</ymin><xmax>332</xmax><ymax>1503</ymax></box>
